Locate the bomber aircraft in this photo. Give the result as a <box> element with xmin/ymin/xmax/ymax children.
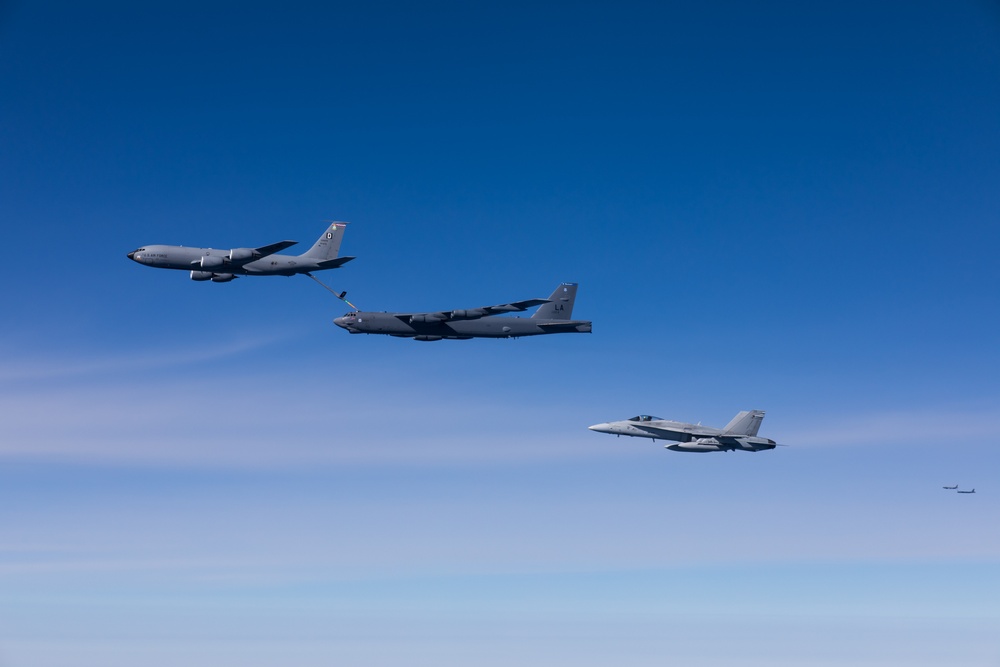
<box><xmin>333</xmin><ymin>282</ymin><xmax>591</xmax><ymax>341</ymax></box>
<box><xmin>957</xmin><ymin>488</ymin><xmax>976</xmax><ymax>494</ymax></box>
<box><xmin>127</xmin><ymin>222</ymin><xmax>353</xmax><ymax>282</ymax></box>
<box><xmin>588</xmin><ymin>410</ymin><xmax>779</xmax><ymax>453</ymax></box>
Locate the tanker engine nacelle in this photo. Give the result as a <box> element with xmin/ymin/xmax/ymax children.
<box><xmin>226</xmin><ymin>248</ymin><xmax>257</xmax><ymax>262</ymax></box>
<box><xmin>190</xmin><ymin>271</ymin><xmax>236</xmax><ymax>282</ymax></box>
<box><xmin>200</xmin><ymin>255</ymin><xmax>224</xmax><ymax>269</ymax></box>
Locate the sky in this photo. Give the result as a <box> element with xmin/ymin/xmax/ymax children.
<box><xmin>2</xmin><ymin>1</ymin><xmax>1000</xmax><ymax>665</ymax></box>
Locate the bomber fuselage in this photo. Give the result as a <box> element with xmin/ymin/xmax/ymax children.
<box><xmin>333</xmin><ymin>311</ymin><xmax>592</xmax><ymax>340</ymax></box>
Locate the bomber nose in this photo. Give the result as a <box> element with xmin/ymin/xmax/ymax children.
<box><xmin>127</xmin><ymin>251</ymin><xmax>135</xmax><ymax>260</ymax></box>
<box><xmin>333</xmin><ymin>316</ymin><xmax>347</xmax><ymax>328</ymax></box>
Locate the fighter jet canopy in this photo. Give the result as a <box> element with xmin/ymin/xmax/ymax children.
<box><xmin>629</xmin><ymin>415</ymin><xmax>662</xmax><ymax>422</ymax></box>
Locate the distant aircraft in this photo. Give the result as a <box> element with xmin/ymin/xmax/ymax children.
<box><xmin>128</xmin><ymin>222</ymin><xmax>353</xmax><ymax>282</ymax></box>
<box><xmin>942</xmin><ymin>485</ymin><xmax>958</xmax><ymax>490</ymax></box>
<box><xmin>957</xmin><ymin>489</ymin><xmax>976</xmax><ymax>494</ymax></box>
<box><xmin>333</xmin><ymin>282</ymin><xmax>591</xmax><ymax>341</ymax></box>
<box><xmin>588</xmin><ymin>410</ymin><xmax>778</xmax><ymax>453</ymax></box>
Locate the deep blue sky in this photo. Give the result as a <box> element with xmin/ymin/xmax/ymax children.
<box><xmin>2</xmin><ymin>2</ymin><xmax>1000</xmax><ymax>665</ymax></box>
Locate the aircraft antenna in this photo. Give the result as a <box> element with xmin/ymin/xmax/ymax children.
<box><xmin>304</xmin><ymin>272</ymin><xmax>358</xmax><ymax>310</ymax></box>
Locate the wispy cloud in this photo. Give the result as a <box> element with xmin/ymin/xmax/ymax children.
<box><xmin>0</xmin><ymin>371</ymin><xmax>610</xmax><ymax>468</ymax></box>
<box><xmin>782</xmin><ymin>405</ymin><xmax>1000</xmax><ymax>447</ymax></box>
<box><xmin>0</xmin><ymin>334</ymin><xmax>289</xmax><ymax>382</ymax></box>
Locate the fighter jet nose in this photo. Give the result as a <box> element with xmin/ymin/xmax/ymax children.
<box><xmin>588</xmin><ymin>423</ymin><xmax>610</xmax><ymax>433</ymax></box>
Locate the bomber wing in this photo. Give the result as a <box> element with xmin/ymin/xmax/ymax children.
<box><xmin>395</xmin><ymin>298</ymin><xmax>550</xmax><ymax>324</ymax></box>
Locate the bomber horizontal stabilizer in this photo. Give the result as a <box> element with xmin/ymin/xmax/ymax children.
<box><xmin>536</xmin><ymin>320</ymin><xmax>590</xmax><ymax>329</ymax></box>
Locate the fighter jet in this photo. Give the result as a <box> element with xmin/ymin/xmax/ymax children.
<box><xmin>957</xmin><ymin>488</ymin><xmax>976</xmax><ymax>494</ymax></box>
<box><xmin>588</xmin><ymin>410</ymin><xmax>778</xmax><ymax>453</ymax></box>
<box><xmin>333</xmin><ymin>282</ymin><xmax>591</xmax><ymax>341</ymax></box>
<box><xmin>127</xmin><ymin>222</ymin><xmax>353</xmax><ymax>282</ymax></box>
<box><xmin>942</xmin><ymin>485</ymin><xmax>958</xmax><ymax>490</ymax></box>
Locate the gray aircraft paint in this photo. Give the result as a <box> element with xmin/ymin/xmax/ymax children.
<box><xmin>127</xmin><ymin>222</ymin><xmax>353</xmax><ymax>282</ymax></box>
<box><xmin>333</xmin><ymin>282</ymin><xmax>591</xmax><ymax>340</ymax></box>
<box><xmin>588</xmin><ymin>410</ymin><xmax>778</xmax><ymax>453</ymax></box>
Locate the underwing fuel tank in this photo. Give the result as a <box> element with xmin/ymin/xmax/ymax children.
<box><xmin>666</xmin><ymin>438</ymin><xmax>723</xmax><ymax>453</ymax></box>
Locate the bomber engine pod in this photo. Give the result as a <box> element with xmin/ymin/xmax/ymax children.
<box><xmin>409</xmin><ymin>314</ymin><xmax>446</xmax><ymax>324</ymax></box>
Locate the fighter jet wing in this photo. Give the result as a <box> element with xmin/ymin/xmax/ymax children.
<box><xmin>630</xmin><ymin>423</ymin><xmax>724</xmax><ymax>438</ymax></box>
<box><xmin>395</xmin><ymin>298</ymin><xmax>551</xmax><ymax>323</ymax></box>
<box><xmin>628</xmin><ymin>423</ymin><xmax>691</xmax><ymax>439</ymax></box>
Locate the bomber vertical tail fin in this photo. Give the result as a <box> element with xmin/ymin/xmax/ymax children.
<box><xmin>301</xmin><ymin>222</ymin><xmax>349</xmax><ymax>260</ymax></box>
<box><xmin>723</xmin><ymin>410</ymin><xmax>765</xmax><ymax>436</ymax></box>
<box><xmin>532</xmin><ymin>283</ymin><xmax>578</xmax><ymax>320</ymax></box>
